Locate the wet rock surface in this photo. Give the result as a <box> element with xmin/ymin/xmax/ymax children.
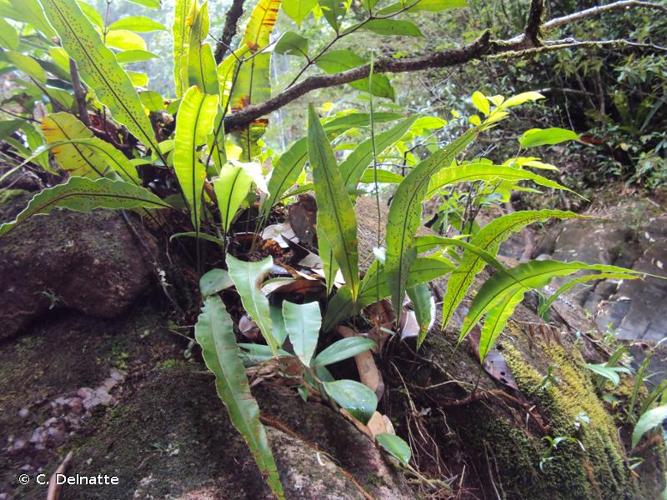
<box><xmin>0</xmin><ymin>194</ymin><xmax>157</xmax><ymax>339</ymax></box>
<box><xmin>537</xmin><ymin>197</ymin><xmax>667</xmax><ymax>342</ymax></box>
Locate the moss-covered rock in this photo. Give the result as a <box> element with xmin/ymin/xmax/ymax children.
<box><xmin>0</xmin><ymin>197</ymin><xmax>157</xmax><ymax>339</ymax></box>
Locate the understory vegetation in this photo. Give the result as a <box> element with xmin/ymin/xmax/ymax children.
<box><xmin>0</xmin><ymin>0</ymin><xmax>666</xmax><ymax>498</ymax></box>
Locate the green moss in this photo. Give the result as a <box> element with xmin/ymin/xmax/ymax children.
<box><xmin>157</xmin><ymin>358</ymin><xmax>188</xmax><ymax>371</ymax></box>
<box><xmin>502</xmin><ymin>341</ymin><xmax>630</xmax><ymax>499</ymax></box>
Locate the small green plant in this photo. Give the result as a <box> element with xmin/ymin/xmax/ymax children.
<box><xmin>0</xmin><ymin>0</ymin><xmax>664</xmax><ymax>496</ymax></box>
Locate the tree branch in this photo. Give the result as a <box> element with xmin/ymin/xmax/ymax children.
<box><xmin>214</xmin><ymin>0</ymin><xmax>246</xmax><ymax>64</ymax></box>
<box><xmin>222</xmin><ymin>0</ymin><xmax>666</xmax><ymax>132</ymax></box>
<box><xmin>524</xmin><ymin>0</ymin><xmax>544</xmax><ymax>46</ymax></box>
<box><xmin>542</xmin><ymin>0</ymin><xmax>667</xmax><ymax>31</ymax></box>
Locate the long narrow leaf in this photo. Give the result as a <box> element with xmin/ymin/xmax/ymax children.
<box><xmin>441</xmin><ymin>209</ymin><xmax>582</xmax><ymax>330</ymax></box>
<box><xmin>386</xmin><ymin>128</ymin><xmax>477</xmax><ymax>318</ymax></box>
<box><xmin>42</xmin><ymin>112</ymin><xmax>139</xmax><ymax>182</ymax></box>
<box><xmin>425</xmin><ymin>162</ymin><xmax>574</xmax><ymax>199</ymax></box>
<box><xmin>194</xmin><ymin>296</ymin><xmax>284</xmax><ymax>499</ymax></box>
<box><xmin>460</xmin><ymin>260</ymin><xmax>644</xmax><ymax>354</ymax></box>
<box><xmin>173</xmin><ymin>0</ymin><xmax>195</xmax><ymax>97</ymax></box>
<box><xmin>0</xmin><ymin>176</ymin><xmax>171</xmax><ymax>235</ymax></box>
<box><xmin>174</xmin><ymin>85</ymin><xmax>219</xmax><ymax>229</ymax></box>
<box><xmin>187</xmin><ymin>1</ymin><xmax>219</xmax><ymax>94</ymax></box>
<box><xmin>38</xmin><ymin>0</ymin><xmax>159</xmax><ymax>152</ymax></box>
<box><xmin>213</xmin><ymin>164</ymin><xmax>253</xmax><ymax>232</ymax></box>
<box><xmin>339</xmin><ymin>116</ymin><xmax>416</xmax><ymax>189</ymax></box>
<box><xmin>308</xmin><ymin>104</ymin><xmax>360</xmax><ymax>299</ymax></box>
<box><xmin>538</xmin><ymin>272</ymin><xmax>641</xmax><ymax>317</ymax></box>
<box><xmin>322</xmin><ymin>256</ymin><xmax>454</xmax><ymax>330</ymax></box>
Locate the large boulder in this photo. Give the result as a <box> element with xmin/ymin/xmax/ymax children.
<box><xmin>0</xmin><ymin>192</ymin><xmax>157</xmax><ymax>339</ymax></box>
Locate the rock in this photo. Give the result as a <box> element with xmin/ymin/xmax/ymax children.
<box><xmin>0</xmin><ymin>196</ymin><xmax>157</xmax><ymax>339</ymax></box>
<box><xmin>539</xmin><ymin>197</ymin><xmax>667</xmax><ymax>342</ymax></box>
<box><xmin>0</xmin><ymin>301</ymin><xmax>411</xmax><ymax>500</ymax></box>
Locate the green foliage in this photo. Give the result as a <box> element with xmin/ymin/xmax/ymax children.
<box><xmin>194</xmin><ymin>295</ymin><xmax>284</xmax><ymax>499</ymax></box>
<box><xmin>213</xmin><ymin>164</ymin><xmax>253</xmax><ymax>232</ymax></box>
<box><xmin>38</xmin><ymin>0</ymin><xmax>159</xmax><ymax>152</ymax></box>
<box><xmin>376</xmin><ymin>433</ymin><xmax>411</xmax><ymax>466</ymax></box>
<box><xmin>282</xmin><ymin>300</ymin><xmax>321</xmax><ymax>366</ymax></box>
<box><xmin>173</xmin><ymin>85</ymin><xmax>219</xmax><ymax>230</ymax></box>
<box><xmin>226</xmin><ymin>254</ymin><xmax>280</xmax><ymax>354</ymax></box>
<box><xmin>0</xmin><ymin>177</ymin><xmax>171</xmax><ymax>235</ymax></box>
<box><xmin>307</xmin><ymin>104</ymin><xmax>360</xmax><ymax>299</ymax></box>
<box><xmin>632</xmin><ymin>404</ymin><xmax>667</xmax><ymax>448</ymax></box>
<box><xmin>460</xmin><ymin>260</ymin><xmax>642</xmax><ymax>360</ymax></box>
<box><xmin>1</xmin><ymin>1</ymin><xmax>661</xmax><ymax>495</ymax></box>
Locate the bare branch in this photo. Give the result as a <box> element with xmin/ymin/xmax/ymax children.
<box><xmin>223</xmin><ymin>0</ymin><xmax>665</xmax><ymax>132</ymax></box>
<box><xmin>215</xmin><ymin>0</ymin><xmax>246</xmax><ymax>63</ymax></box>
<box><xmin>543</xmin><ymin>0</ymin><xmax>667</xmax><ymax>31</ymax></box>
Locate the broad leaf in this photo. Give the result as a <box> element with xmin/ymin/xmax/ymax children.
<box><xmin>274</xmin><ymin>32</ymin><xmax>309</xmax><ymax>57</ymax></box>
<box><xmin>308</xmin><ymin>105</ymin><xmax>360</xmax><ymax>299</ymax></box>
<box><xmin>385</xmin><ymin>128</ymin><xmax>477</xmax><ymax>318</ymax></box>
<box><xmin>283</xmin><ymin>0</ymin><xmax>316</xmax><ymax>24</ymax></box>
<box><xmin>199</xmin><ymin>268</ymin><xmax>234</xmax><ymax>296</ymax></box>
<box><xmin>282</xmin><ymin>301</ymin><xmax>321</xmax><ymax>366</ymax></box>
<box><xmin>213</xmin><ymin>164</ymin><xmax>253</xmax><ymax>232</ymax></box>
<box><xmin>173</xmin><ymin>85</ymin><xmax>219</xmax><ymax>229</ymax></box>
<box><xmin>360</xmin><ymin>19</ymin><xmax>422</xmax><ymax>37</ymax></box>
<box><xmin>519</xmin><ymin>127</ymin><xmax>580</xmax><ymax>148</ymax></box>
<box><xmin>226</xmin><ymin>254</ymin><xmax>280</xmax><ymax>354</ymax></box>
<box><xmin>315</xmin><ymin>49</ymin><xmax>394</xmax><ymax>100</ymax></box>
<box><xmin>313</xmin><ymin>337</ymin><xmax>375</xmax><ymax>367</ymax></box>
<box><xmin>632</xmin><ymin>404</ymin><xmax>667</xmax><ymax>448</ymax></box>
<box><xmin>115</xmin><ymin>49</ymin><xmax>159</xmax><ymax>64</ymax></box>
<box><xmin>128</xmin><ymin>0</ymin><xmax>160</xmax><ymax>8</ymax></box>
<box><xmin>379</xmin><ymin>0</ymin><xmax>467</xmax><ymax>14</ymax></box>
<box><xmin>194</xmin><ymin>296</ymin><xmax>284</xmax><ymax>499</ymax></box>
<box><xmin>38</xmin><ymin>0</ymin><xmax>159</xmax><ymax>152</ymax></box>
<box><xmin>319</xmin><ymin>0</ymin><xmax>348</xmax><ymax>31</ymax></box>
<box><xmin>376</xmin><ymin>433</ymin><xmax>411</xmax><ymax>466</ymax></box>
<box><xmin>105</xmin><ymin>29</ymin><xmax>147</xmax><ymax>51</ymax></box>
<box><xmin>0</xmin><ymin>177</ymin><xmax>171</xmax><ymax>236</ymax></box>
<box><xmin>322</xmin><ymin>379</ymin><xmax>377</xmax><ymax>423</ymax></box>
